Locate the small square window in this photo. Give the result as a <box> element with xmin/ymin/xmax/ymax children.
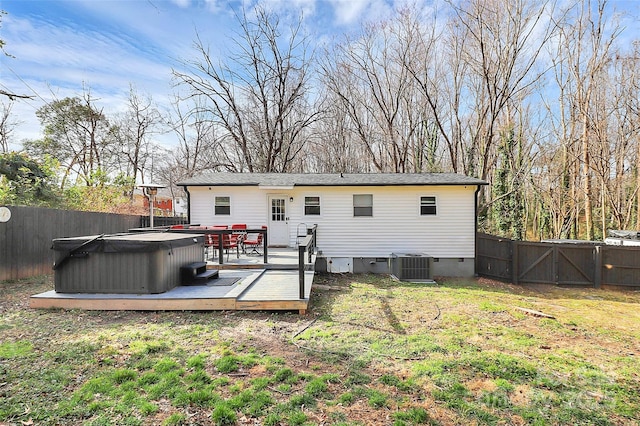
<box><xmin>354</xmin><ymin>194</ymin><xmax>373</xmax><ymax>217</ymax></box>
<box><xmin>304</xmin><ymin>196</ymin><xmax>320</xmax><ymax>215</ymax></box>
<box><xmin>420</xmin><ymin>196</ymin><xmax>437</xmax><ymax>215</ymax></box>
<box><xmin>215</xmin><ymin>196</ymin><xmax>230</xmax><ymax>215</ymax></box>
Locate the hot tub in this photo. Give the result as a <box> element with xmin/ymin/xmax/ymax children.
<box><xmin>52</xmin><ymin>232</ymin><xmax>204</xmax><ymax>294</ymax></box>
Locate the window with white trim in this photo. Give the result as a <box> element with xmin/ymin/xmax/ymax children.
<box><xmin>214</xmin><ymin>196</ymin><xmax>230</xmax><ymax>215</ymax></box>
<box><xmin>353</xmin><ymin>194</ymin><xmax>373</xmax><ymax>217</ymax></box>
<box><xmin>420</xmin><ymin>196</ymin><xmax>437</xmax><ymax>215</ymax></box>
<box><xmin>304</xmin><ymin>196</ymin><xmax>321</xmax><ymax>215</ymax></box>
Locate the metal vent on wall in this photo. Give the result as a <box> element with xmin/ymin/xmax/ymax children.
<box><xmin>390</xmin><ymin>253</ymin><xmax>434</xmax><ymax>281</ymax></box>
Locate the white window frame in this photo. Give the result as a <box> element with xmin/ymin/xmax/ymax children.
<box><xmin>214</xmin><ymin>196</ymin><xmax>231</xmax><ymax>216</ymax></box>
<box><xmin>353</xmin><ymin>194</ymin><xmax>373</xmax><ymax>217</ymax></box>
<box><xmin>304</xmin><ymin>196</ymin><xmax>321</xmax><ymax>216</ymax></box>
<box><xmin>420</xmin><ymin>196</ymin><xmax>437</xmax><ymax>216</ymax></box>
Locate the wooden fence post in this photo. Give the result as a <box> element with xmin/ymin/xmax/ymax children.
<box><xmin>594</xmin><ymin>245</ymin><xmax>602</xmax><ymax>288</ymax></box>
<box><xmin>511</xmin><ymin>240</ymin><xmax>519</xmax><ymax>285</ymax></box>
<box><xmin>553</xmin><ymin>246</ymin><xmax>559</xmax><ymax>285</ymax></box>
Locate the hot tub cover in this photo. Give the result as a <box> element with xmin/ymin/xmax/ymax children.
<box><xmin>52</xmin><ymin>232</ymin><xmax>204</xmax><ymax>254</ymax></box>
<box><xmin>52</xmin><ymin>232</ymin><xmax>205</xmax><ymax>293</ymax></box>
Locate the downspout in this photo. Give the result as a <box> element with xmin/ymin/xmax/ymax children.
<box><xmin>474</xmin><ymin>185</ymin><xmax>481</xmax><ymax>277</ymax></box>
<box><xmin>182</xmin><ymin>185</ymin><xmax>191</xmax><ymax>224</ymax></box>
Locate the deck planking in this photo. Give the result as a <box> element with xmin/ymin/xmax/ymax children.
<box><xmin>30</xmin><ymin>264</ymin><xmax>315</xmax><ymax>313</ymax></box>
<box><xmin>238</xmin><ymin>271</ymin><xmax>314</xmax><ymax>301</ymax></box>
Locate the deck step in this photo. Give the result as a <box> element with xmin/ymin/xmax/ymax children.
<box><xmin>195</xmin><ymin>270</ymin><xmax>219</xmax><ymax>280</ymax></box>
<box><xmin>183</xmin><ymin>270</ymin><xmax>220</xmax><ymax>286</ymax></box>
<box><xmin>181</xmin><ymin>261</ymin><xmax>219</xmax><ymax>285</ymax></box>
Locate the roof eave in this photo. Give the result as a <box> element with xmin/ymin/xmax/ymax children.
<box><xmin>179</xmin><ymin>182</ymin><xmax>487</xmax><ymax>187</ymax></box>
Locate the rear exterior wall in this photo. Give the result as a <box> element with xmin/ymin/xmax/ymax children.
<box><xmin>187</xmin><ymin>184</ymin><xmax>478</xmax><ymax>275</ymax></box>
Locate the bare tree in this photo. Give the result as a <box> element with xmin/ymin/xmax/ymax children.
<box><xmin>589</xmin><ymin>41</ymin><xmax>640</xmax><ymax>235</ymax></box>
<box><xmin>153</xmin><ymin>95</ymin><xmax>231</xmax><ymax>203</ymax></box>
<box><xmin>321</xmin><ymin>7</ymin><xmax>437</xmax><ymax>173</ymax></box>
<box><xmin>0</xmin><ymin>89</ymin><xmax>33</xmax><ymax>101</ymax></box>
<box><xmin>445</xmin><ymin>0</ymin><xmax>557</xmax><ymax>182</ymax></box>
<box><xmin>548</xmin><ymin>0</ymin><xmax>620</xmax><ymax>239</ymax></box>
<box><xmin>617</xmin><ymin>43</ymin><xmax>640</xmax><ymax>229</ymax></box>
<box><xmin>0</xmin><ymin>100</ymin><xmax>19</xmax><ymax>152</ymax></box>
<box><xmin>542</xmin><ymin>10</ymin><xmax>582</xmax><ymax>239</ymax></box>
<box><xmin>405</xmin><ymin>6</ymin><xmax>470</xmax><ymax>174</ymax></box>
<box><xmin>166</xmin><ymin>95</ymin><xmax>228</xmax><ymax>177</ymax></box>
<box><xmin>111</xmin><ymin>86</ymin><xmax>163</xmax><ymax>192</ymax></box>
<box><xmin>173</xmin><ymin>6</ymin><xmax>318</xmax><ymax>172</ymax></box>
<box><xmin>0</xmin><ymin>11</ymin><xmax>33</xmax><ymax>101</ymax></box>
<box><xmin>303</xmin><ymin>90</ymin><xmax>372</xmax><ymax>173</ymax></box>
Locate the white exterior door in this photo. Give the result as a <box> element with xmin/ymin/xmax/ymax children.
<box><xmin>268</xmin><ymin>196</ymin><xmax>289</xmax><ymax>246</ymax></box>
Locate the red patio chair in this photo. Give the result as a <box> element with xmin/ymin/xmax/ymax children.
<box><xmin>222</xmin><ymin>232</ymin><xmax>239</xmax><ymax>260</ymax></box>
<box><xmin>244</xmin><ymin>226</ymin><xmax>266</xmax><ymax>255</ymax></box>
<box><xmin>231</xmin><ymin>224</ymin><xmax>247</xmax><ymax>252</ymax></box>
<box><xmin>205</xmin><ymin>226</ymin><xmax>227</xmax><ymax>261</ymax></box>
<box><xmin>203</xmin><ymin>233</ymin><xmax>215</xmax><ymax>260</ymax></box>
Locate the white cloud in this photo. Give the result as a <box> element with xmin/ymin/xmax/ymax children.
<box><xmin>1</xmin><ymin>8</ymin><xmax>177</xmax><ymax>145</ymax></box>
<box><xmin>328</xmin><ymin>0</ymin><xmax>396</xmax><ymax>27</ymax></box>
<box><xmin>204</xmin><ymin>0</ymin><xmax>226</xmax><ymax>13</ymax></box>
<box><xmin>172</xmin><ymin>0</ymin><xmax>192</xmax><ymax>8</ymax></box>
<box><xmin>261</xmin><ymin>0</ymin><xmax>318</xmax><ymax>18</ymax></box>
<box><xmin>331</xmin><ymin>0</ymin><xmax>369</xmax><ymax>25</ymax></box>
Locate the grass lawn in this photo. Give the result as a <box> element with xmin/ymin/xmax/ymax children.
<box><xmin>1</xmin><ymin>274</ymin><xmax>639</xmax><ymax>425</ymax></box>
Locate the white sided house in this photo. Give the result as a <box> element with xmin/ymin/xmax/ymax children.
<box><xmin>178</xmin><ymin>173</ymin><xmax>487</xmax><ymax>277</ymax></box>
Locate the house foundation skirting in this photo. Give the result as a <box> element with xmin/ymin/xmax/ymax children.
<box><xmin>316</xmin><ymin>256</ymin><xmax>475</xmax><ymax>277</ymax></box>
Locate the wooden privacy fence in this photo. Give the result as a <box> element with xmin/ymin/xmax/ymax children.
<box><xmin>0</xmin><ymin>206</ymin><xmax>142</xmax><ymax>281</ymax></box>
<box><xmin>140</xmin><ymin>216</ymin><xmax>188</xmax><ymax>228</ymax></box>
<box><xmin>477</xmin><ymin>233</ymin><xmax>640</xmax><ymax>288</ymax></box>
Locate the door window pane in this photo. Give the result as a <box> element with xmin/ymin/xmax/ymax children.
<box><xmin>271</xmin><ymin>198</ymin><xmax>286</xmax><ymax>221</ymax></box>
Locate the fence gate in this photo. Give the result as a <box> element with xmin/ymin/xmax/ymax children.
<box><xmin>513</xmin><ymin>242</ymin><xmax>596</xmax><ymax>286</ymax></box>
<box><xmin>514</xmin><ymin>243</ymin><xmax>554</xmax><ymax>284</ymax></box>
<box><xmin>477</xmin><ymin>233</ymin><xmax>640</xmax><ymax>288</ymax></box>
<box><xmin>555</xmin><ymin>245</ymin><xmax>597</xmax><ymax>286</ymax></box>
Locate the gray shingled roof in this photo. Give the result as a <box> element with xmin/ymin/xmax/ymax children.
<box><xmin>177</xmin><ymin>173</ymin><xmax>487</xmax><ymax>187</ymax></box>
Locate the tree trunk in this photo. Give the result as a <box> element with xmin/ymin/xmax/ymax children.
<box><xmin>582</xmin><ymin>114</ymin><xmax>593</xmax><ymax>240</ymax></box>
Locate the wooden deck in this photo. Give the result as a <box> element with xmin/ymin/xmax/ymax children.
<box><xmin>30</xmin><ymin>248</ymin><xmax>316</xmax><ymax>314</ymax></box>
<box><xmin>207</xmin><ymin>247</ymin><xmax>301</xmax><ymax>270</ymax></box>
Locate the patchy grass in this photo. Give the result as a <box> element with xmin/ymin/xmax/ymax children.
<box><xmin>1</xmin><ymin>274</ymin><xmax>639</xmax><ymax>425</ymax></box>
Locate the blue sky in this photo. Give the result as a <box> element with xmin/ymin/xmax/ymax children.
<box><xmin>1</xmin><ymin>0</ymin><xmax>639</xmax><ymax>150</ymax></box>
<box><xmin>1</xmin><ymin>0</ymin><xmax>398</xmax><ymax>148</ymax></box>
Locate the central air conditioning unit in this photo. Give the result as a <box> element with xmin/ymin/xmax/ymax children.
<box><xmin>390</xmin><ymin>253</ymin><xmax>434</xmax><ymax>282</ymax></box>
